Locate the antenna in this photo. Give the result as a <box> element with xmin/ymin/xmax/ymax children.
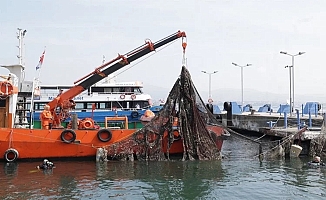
<box><xmin>16</xmin><ymin>28</ymin><xmax>27</xmax><ymax>65</ymax></box>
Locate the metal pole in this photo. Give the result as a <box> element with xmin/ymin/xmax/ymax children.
<box><xmin>201</xmin><ymin>71</ymin><xmax>218</xmax><ymax>101</ymax></box>
<box><xmin>232</xmin><ymin>63</ymin><xmax>251</xmax><ymax>107</ymax></box>
<box><xmin>292</xmin><ymin>55</ymin><xmax>295</xmax><ymax>113</ymax></box>
<box><xmin>285</xmin><ymin>65</ymin><xmax>292</xmax><ymax>116</ymax></box>
<box><xmin>280</xmin><ymin>51</ymin><xmax>305</xmax><ymax>115</ymax></box>
<box><xmin>241</xmin><ymin>66</ymin><xmax>244</xmax><ymax>107</ymax></box>
<box><xmin>209</xmin><ymin>73</ymin><xmax>211</xmax><ymax>99</ymax></box>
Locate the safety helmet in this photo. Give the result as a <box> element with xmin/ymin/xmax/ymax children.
<box><xmin>43</xmin><ymin>159</ymin><xmax>49</xmax><ymax>163</ymax></box>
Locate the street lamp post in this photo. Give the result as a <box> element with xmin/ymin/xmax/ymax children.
<box><xmin>285</xmin><ymin>65</ymin><xmax>293</xmax><ymax>116</ymax></box>
<box><xmin>201</xmin><ymin>70</ymin><xmax>218</xmax><ymax>102</ymax></box>
<box><xmin>232</xmin><ymin>62</ymin><xmax>252</xmax><ymax>108</ymax></box>
<box><xmin>280</xmin><ymin>51</ymin><xmax>305</xmax><ymax>114</ymax></box>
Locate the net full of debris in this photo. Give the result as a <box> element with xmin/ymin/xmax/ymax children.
<box><xmin>103</xmin><ymin>66</ymin><xmax>225</xmax><ymax>161</ymax></box>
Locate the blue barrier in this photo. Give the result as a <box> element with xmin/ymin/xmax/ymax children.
<box><xmin>303</xmin><ymin>102</ymin><xmax>320</xmax><ymax>115</ymax></box>
<box><xmin>277</xmin><ymin>104</ymin><xmax>290</xmax><ymax>114</ymax></box>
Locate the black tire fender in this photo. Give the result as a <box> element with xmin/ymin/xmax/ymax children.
<box><xmin>97</xmin><ymin>129</ymin><xmax>112</xmax><ymax>142</ymax></box>
<box><xmin>61</xmin><ymin>129</ymin><xmax>76</xmax><ymax>143</ymax></box>
<box><xmin>4</xmin><ymin>148</ymin><xmax>19</xmax><ymax>162</ymax></box>
<box><xmin>131</xmin><ymin>111</ymin><xmax>139</xmax><ymax>119</ymax></box>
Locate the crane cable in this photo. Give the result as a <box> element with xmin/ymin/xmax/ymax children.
<box><xmin>106</xmin><ymin>39</ymin><xmax>179</xmax><ymax>81</ymax></box>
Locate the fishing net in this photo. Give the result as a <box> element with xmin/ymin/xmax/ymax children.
<box><xmin>309</xmin><ymin>122</ymin><xmax>326</xmax><ymax>157</ymax></box>
<box><xmin>104</xmin><ymin>66</ymin><xmax>224</xmax><ymax>161</ymax></box>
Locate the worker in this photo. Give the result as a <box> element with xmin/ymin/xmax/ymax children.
<box><xmin>37</xmin><ymin>159</ymin><xmax>55</xmax><ymax>170</ymax></box>
<box><xmin>308</xmin><ymin>156</ymin><xmax>325</xmax><ymax>167</ymax></box>
<box><xmin>40</xmin><ymin>104</ymin><xmax>53</xmax><ymax>129</ymax></box>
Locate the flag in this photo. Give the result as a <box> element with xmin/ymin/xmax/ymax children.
<box><xmin>36</xmin><ymin>50</ymin><xmax>45</xmax><ymax>70</ymax></box>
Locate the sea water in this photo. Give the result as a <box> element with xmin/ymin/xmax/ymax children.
<box><xmin>1</xmin><ymin>136</ymin><xmax>325</xmax><ymax>200</ymax></box>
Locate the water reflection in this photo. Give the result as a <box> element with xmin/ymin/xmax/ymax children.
<box><xmin>0</xmin><ymin>160</ymin><xmax>226</xmax><ymax>199</ymax></box>
<box><xmin>101</xmin><ymin>160</ymin><xmax>226</xmax><ymax>199</ymax></box>
<box><xmin>3</xmin><ymin>162</ymin><xmax>18</xmax><ymax>177</ymax></box>
<box><xmin>1</xmin><ymin>137</ymin><xmax>326</xmax><ymax>199</ymax></box>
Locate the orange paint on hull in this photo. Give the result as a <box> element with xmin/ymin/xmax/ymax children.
<box><xmin>0</xmin><ymin>125</ymin><xmax>225</xmax><ymax>161</ymax></box>
<box><xmin>0</xmin><ymin>128</ymin><xmax>136</xmax><ymax>160</ymax></box>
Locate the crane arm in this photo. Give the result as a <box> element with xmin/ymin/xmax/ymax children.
<box><xmin>48</xmin><ymin>30</ymin><xmax>186</xmax><ymax>127</ymax></box>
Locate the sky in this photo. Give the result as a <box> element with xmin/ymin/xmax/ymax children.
<box><xmin>1</xmin><ymin>0</ymin><xmax>326</xmax><ymax>105</ymax></box>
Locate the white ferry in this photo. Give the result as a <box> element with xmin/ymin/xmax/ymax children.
<box><xmin>30</xmin><ymin>78</ymin><xmax>163</xmax><ymax>127</ymax></box>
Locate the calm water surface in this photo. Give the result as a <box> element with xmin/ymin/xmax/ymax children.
<box><xmin>1</xmin><ymin>136</ymin><xmax>326</xmax><ymax>200</ymax></box>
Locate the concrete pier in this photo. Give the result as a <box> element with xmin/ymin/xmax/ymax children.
<box><xmin>215</xmin><ymin>102</ymin><xmax>326</xmax><ymax>156</ymax></box>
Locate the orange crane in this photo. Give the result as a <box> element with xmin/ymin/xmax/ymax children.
<box><xmin>47</xmin><ymin>31</ymin><xmax>187</xmax><ymax>128</ymax></box>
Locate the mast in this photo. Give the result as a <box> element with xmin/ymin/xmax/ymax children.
<box><xmin>17</xmin><ymin>28</ymin><xmax>27</xmax><ymax>65</ymax></box>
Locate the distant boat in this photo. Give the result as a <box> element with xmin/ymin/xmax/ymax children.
<box><xmin>27</xmin><ymin>79</ymin><xmax>163</xmax><ymax>128</ymax></box>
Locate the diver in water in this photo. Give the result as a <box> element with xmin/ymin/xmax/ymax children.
<box><xmin>309</xmin><ymin>156</ymin><xmax>326</xmax><ymax>167</ymax></box>
<box><xmin>37</xmin><ymin>159</ymin><xmax>55</xmax><ymax>170</ymax></box>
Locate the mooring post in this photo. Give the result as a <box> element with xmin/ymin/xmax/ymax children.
<box><xmin>296</xmin><ymin>109</ymin><xmax>300</xmax><ymax>130</ymax></box>
<box><xmin>224</xmin><ymin>102</ymin><xmax>233</xmax><ymax>127</ymax></box>
<box><xmin>315</xmin><ymin>103</ymin><xmax>317</xmax><ymax>117</ymax></box>
<box><xmin>280</xmin><ymin>104</ymin><xmax>282</xmax><ymax>116</ymax></box>
<box><xmin>71</xmin><ymin>113</ymin><xmax>78</xmax><ymax>130</ymax></box>
<box><xmin>309</xmin><ymin>111</ymin><xmax>312</xmax><ymax>128</ymax></box>
<box><xmin>284</xmin><ymin>112</ymin><xmax>287</xmax><ymax>129</ymax></box>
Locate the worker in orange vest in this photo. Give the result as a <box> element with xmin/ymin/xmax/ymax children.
<box><xmin>40</xmin><ymin>104</ymin><xmax>53</xmax><ymax>129</ymax></box>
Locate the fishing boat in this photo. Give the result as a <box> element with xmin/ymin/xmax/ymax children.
<box><xmin>0</xmin><ymin>30</ymin><xmax>227</xmax><ymax>162</ymax></box>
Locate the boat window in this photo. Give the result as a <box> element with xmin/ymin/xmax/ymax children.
<box><xmin>125</xmin><ymin>87</ymin><xmax>132</xmax><ymax>94</ymax></box>
<box><xmin>91</xmin><ymin>87</ymin><xmax>104</xmax><ymax>93</ymax></box>
<box><xmin>132</xmin><ymin>87</ymin><xmax>143</xmax><ymax>94</ymax></box>
<box><xmin>104</xmin><ymin>87</ymin><xmax>112</xmax><ymax>93</ymax></box>
<box><xmin>112</xmin><ymin>87</ymin><xmax>120</xmax><ymax>93</ymax></box>
<box><xmin>112</xmin><ymin>101</ymin><xmax>126</xmax><ymax>109</ymax></box>
<box><xmin>99</xmin><ymin>103</ymin><xmax>106</xmax><ymax>109</ymax></box>
<box><xmin>0</xmin><ymin>100</ymin><xmax>5</xmax><ymax>107</ymax></box>
<box><xmin>37</xmin><ymin>103</ymin><xmax>47</xmax><ymax>110</ymax></box>
<box><xmin>75</xmin><ymin>103</ymin><xmax>84</xmax><ymax>109</ymax></box>
<box><xmin>86</xmin><ymin>103</ymin><xmax>94</xmax><ymax>109</ymax></box>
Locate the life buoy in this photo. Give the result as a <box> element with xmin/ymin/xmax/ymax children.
<box><xmin>4</xmin><ymin>148</ymin><xmax>19</xmax><ymax>162</ymax></box>
<box><xmin>81</xmin><ymin>119</ymin><xmax>94</xmax><ymax>129</ymax></box>
<box><xmin>131</xmin><ymin>94</ymin><xmax>136</xmax><ymax>100</ymax></box>
<box><xmin>131</xmin><ymin>111</ymin><xmax>139</xmax><ymax>118</ymax></box>
<box><xmin>97</xmin><ymin>129</ymin><xmax>112</xmax><ymax>142</ymax></box>
<box><xmin>120</xmin><ymin>94</ymin><xmax>125</xmax><ymax>99</ymax></box>
<box><xmin>61</xmin><ymin>129</ymin><xmax>76</xmax><ymax>143</ymax></box>
<box><xmin>0</xmin><ymin>81</ymin><xmax>17</xmax><ymax>98</ymax></box>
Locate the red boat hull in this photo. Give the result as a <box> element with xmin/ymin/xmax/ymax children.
<box><xmin>0</xmin><ymin>126</ymin><xmax>225</xmax><ymax>161</ymax></box>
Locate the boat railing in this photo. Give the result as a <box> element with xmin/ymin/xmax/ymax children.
<box><xmin>104</xmin><ymin>116</ymin><xmax>128</xmax><ymax>129</ymax></box>
<box><xmin>35</xmin><ymin>91</ymin><xmax>145</xmax><ymax>98</ymax></box>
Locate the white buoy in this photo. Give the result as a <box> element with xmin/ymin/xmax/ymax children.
<box><xmin>290</xmin><ymin>144</ymin><xmax>303</xmax><ymax>157</ymax></box>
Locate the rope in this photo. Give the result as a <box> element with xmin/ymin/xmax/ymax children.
<box><xmin>254</xmin><ymin>127</ymin><xmax>307</xmax><ymax>158</ymax></box>
<box><xmin>226</xmin><ymin>127</ymin><xmax>261</xmax><ymax>145</ymax></box>
<box><xmin>8</xmin><ymin>129</ymin><xmax>13</xmax><ymax>149</ymax></box>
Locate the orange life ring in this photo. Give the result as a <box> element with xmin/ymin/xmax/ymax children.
<box><xmin>0</xmin><ymin>81</ymin><xmax>16</xmax><ymax>96</ymax></box>
<box><xmin>131</xmin><ymin>94</ymin><xmax>136</xmax><ymax>100</ymax></box>
<box><xmin>82</xmin><ymin>119</ymin><xmax>94</xmax><ymax>129</ymax></box>
<box><xmin>120</xmin><ymin>94</ymin><xmax>125</xmax><ymax>99</ymax></box>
